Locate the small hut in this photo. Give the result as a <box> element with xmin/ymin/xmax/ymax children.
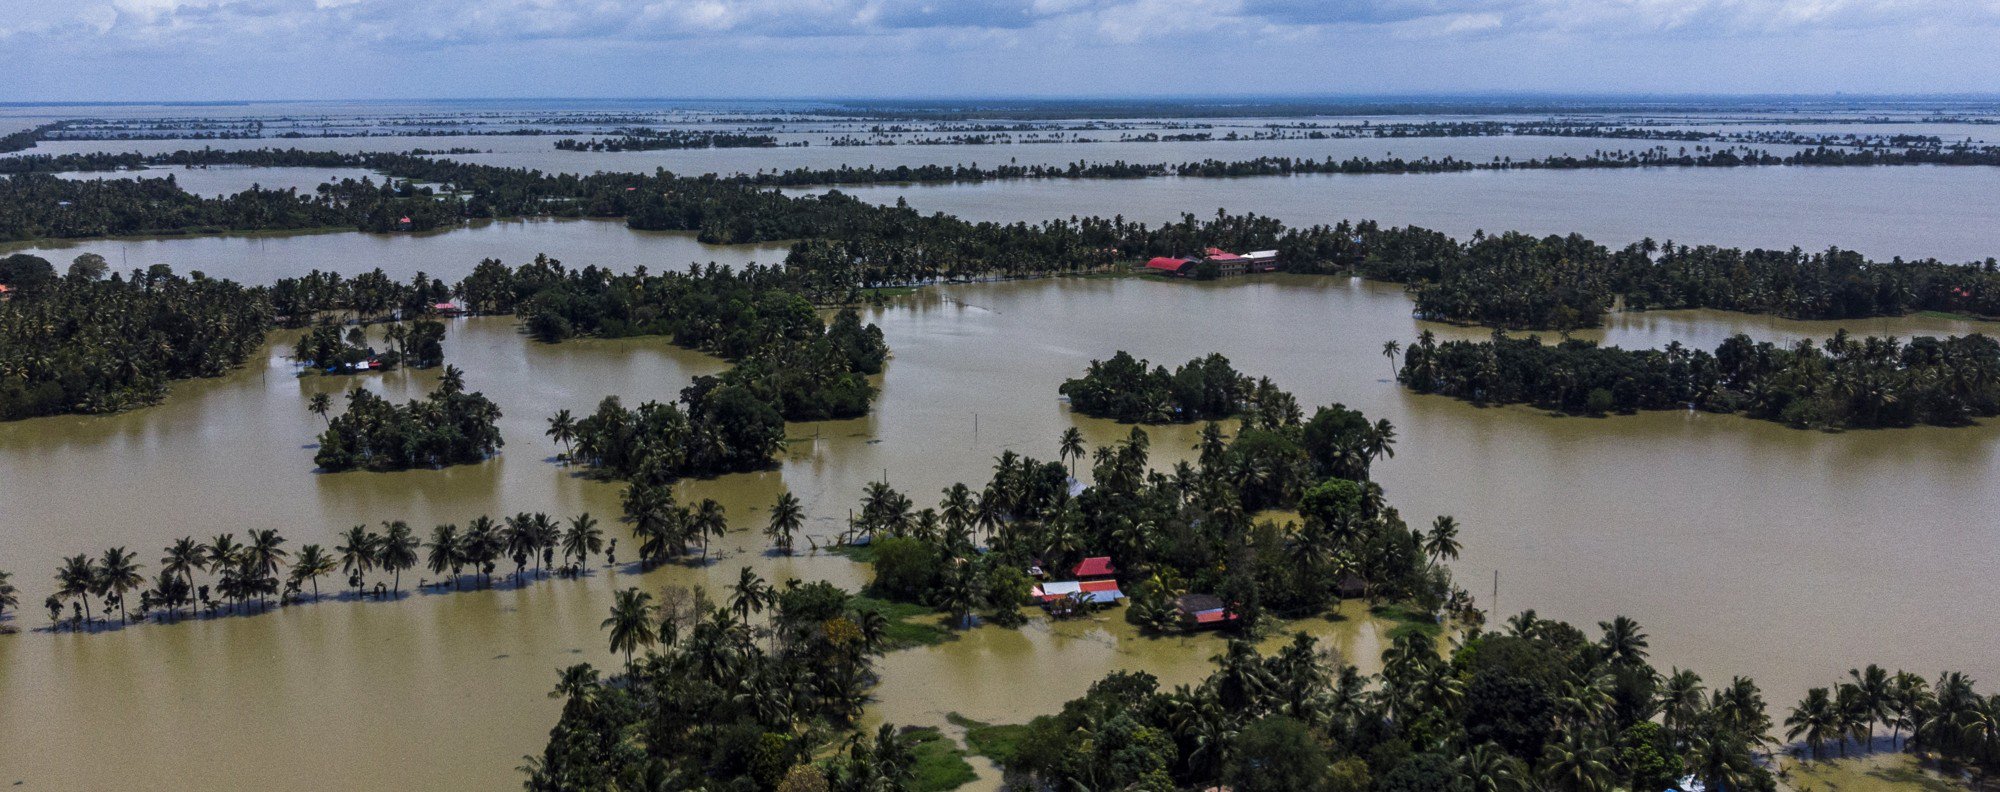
<box><xmin>1174</xmin><ymin>593</ymin><xmax>1237</xmax><ymax>630</ymax></box>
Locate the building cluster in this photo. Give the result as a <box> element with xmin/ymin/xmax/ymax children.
<box><xmin>1142</xmin><ymin>247</ymin><xmax>1280</xmax><ymax>278</ymax></box>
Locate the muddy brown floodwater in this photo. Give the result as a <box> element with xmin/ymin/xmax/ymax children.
<box><xmin>3</xmin><ymin>272</ymin><xmax>1997</xmax><ymax>789</ymax></box>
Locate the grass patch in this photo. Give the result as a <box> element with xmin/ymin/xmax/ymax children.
<box><xmin>861</xmin><ymin>285</ymin><xmax>923</xmax><ymax>300</ymax></box>
<box><xmin>850</xmin><ymin>595</ymin><xmax>956</xmax><ymax>649</ymax></box>
<box><xmin>830</xmin><ymin>542</ymin><xmax>877</xmax><ymax>563</ymax></box>
<box><xmin>1370</xmin><ymin>602</ymin><xmax>1443</xmax><ymax>642</ymax></box>
<box><xmin>903</xmin><ymin>727</ymin><xmax>979</xmax><ymax>791</ymax></box>
<box><xmin>948</xmin><ymin>712</ymin><xmax>1032</xmax><ymax>768</ymax></box>
<box><xmin>1916</xmin><ymin>310</ymin><xmax>1986</xmax><ymax>323</ymax></box>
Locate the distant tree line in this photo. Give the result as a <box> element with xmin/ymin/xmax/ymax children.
<box><xmin>552</xmin><ymin>128</ymin><xmax>785</xmax><ymax>151</ymax></box>
<box><xmin>1398</xmin><ymin>330</ymin><xmax>2000</xmax><ymax>430</ymax></box>
<box><xmin>1061</xmin><ymin>351</ymin><xmax>1262</xmax><ymax>423</ymax></box>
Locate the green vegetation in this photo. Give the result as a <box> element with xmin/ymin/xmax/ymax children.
<box><xmin>524</xmin><ymin>576</ymin><xmax>918</xmax><ymax>791</ymax></box>
<box><xmin>948</xmin><ymin>713</ymin><xmax>1031</xmax><ymax>768</ymax></box>
<box><xmin>901</xmin><ymin>727</ymin><xmax>979</xmax><ymax>792</ymax></box>
<box><xmin>40</xmin><ymin>511</ymin><xmax>598</xmax><ymax>631</ymax></box>
<box><xmin>1060</xmin><ymin>351</ymin><xmax>1255</xmax><ymax>423</ymax></box>
<box><xmin>312</xmin><ymin>366</ymin><xmax>503</xmax><ymax>471</ymax></box>
<box><xmin>986</xmin><ymin>616</ymin><xmax>1784</xmax><ymax>792</ymax></box>
<box><xmin>847</xmin><ymin>595</ymin><xmax>956</xmax><ymax>649</ymax></box>
<box><xmin>0</xmin><ymin>259</ymin><xmax>273</xmax><ymax>420</ymax></box>
<box><xmin>1399</xmin><ymin>330</ymin><xmax>2000</xmax><ymax>429</ymax></box>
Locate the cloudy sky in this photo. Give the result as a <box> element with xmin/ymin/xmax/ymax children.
<box><xmin>3</xmin><ymin>0</ymin><xmax>1998</xmax><ymax>101</ymax></box>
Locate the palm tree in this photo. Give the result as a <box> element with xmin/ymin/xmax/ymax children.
<box><xmin>1538</xmin><ymin>728</ymin><xmax>1612</xmax><ymax>792</ymax></box>
<box><xmin>308</xmin><ymin>392</ymin><xmax>334</xmax><ymax>426</ymax></box>
<box><xmin>1457</xmin><ymin>742</ymin><xmax>1526</xmax><ymax>792</ymax></box>
<box><xmin>0</xmin><ymin>570</ymin><xmax>16</xmax><ymax>619</ymax></box>
<box><xmin>203</xmin><ymin>533</ymin><xmax>243</xmax><ymax>586</ymax></box>
<box><xmin>1057</xmin><ymin>427</ymin><xmax>1084</xmax><ymax>477</ymax></box>
<box><xmin>1848</xmin><ymin>664</ymin><xmax>1891</xmax><ymax>752</ymax></box>
<box><xmin>1597</xmin><ymin>616</ymin><xmax>1649</xmax><ymax>666</ymax></box>
<box><xmin>378</xmin><ymin>521</ymin><xmax>419</xmax><ymax>596</ymax></box>
<box><xmin>765</xmin><ymin>491</ymin><xmax>804</xmax><ymax>555</ymax></box>
<box><xmin>462</xmin><ymin>516</ymin><xmax>499</xmax><ymax>587</ymax></box>
<box><xmin>560</xmin><ymin>513</ymin><xmax>602</xmax><ymax>573</ymax></box>
<box><xmin>1424</xmin><ymin>515</ymin><xmax>1461</xmax><ymax>568</ymax></box>
<box><xmin>546</xmin><ymin>409</ymin><xmax>576</xmax><ymax>463</ymax></box>
<box><xmin>335</xmin><ymin>524</ymin><xmax>378</xmax><ymax>599</ymax></box>
<box><xmin>502</xmin><ymin>513</ymin><xmax>536</xmax><ymax>585</ymax></box>
<box><xmin>290</xmin><ymin>544</ymin><xmax>335</xmax><ymax>602</ymax></box>
<box><xmin>1382</xmin><ymin>339</ymin><xmax>1402</xmax><ymax>377</ymax></box>
<box><xmin>693</xmin><ymin>498</ymin><xmax>727</xmax><ymax>561</ymax></box>
<box><xmin>727</xmin><ymin>567</ymin><xmax>774</xmax><ymax>625</ymax></box>
<box><xmin>425</xmin><ymin>524</ymin><xmax>462</xmax><ymax>589</ymax></box>
<box><xmin>160</xmin><ymin>537</ymin><xmax>206</xmax><ymax>607</ymax></box>
<box><xmin>95</xmin><ymin>546</ymin><xmax>144</xmax><ymax>624</ymax></box>
<box><xmin>602</xmin><ymin>587</ymin><xmax>658</xmax><ymax>669</ymax></box>
<box><xmin>55</xmin><ymin>554</ymin><xmax>97</xmax><ymax>628</ymax></box>
<box><xmin>1786</xmin><ymin>687</ymin><xmax>1838</xmax><ymax>761</ymax></box>
<box><xmin>243</xmin><ymin>529</ymin><xmax>289</xmax><ymax>612</ymax></box>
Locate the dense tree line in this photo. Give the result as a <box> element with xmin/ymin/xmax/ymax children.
<box><xmin>312</xmin><ymin>366</ymin><xmax>504</xmax><ymax>471</ymax></box>
<box><xmin>1060</xmin><ymin>352</ymin><xmax>1256</xmax><ymax>423</ymax></box>
<box><xmin>553</xmin><ymin>129</ymin><xmax>785</xmax><ymax>151</ymax></box>
<box><xmin>992</xmin><ymin>615</ymin><xmax>1781</xmax><ymax>792</ymax></box>
<box><xmin>39</xmin><ymin>511</ymin><xmax>608</xmax><ymax>632</ymax></box>
<box><xmin>0</xmin><ymin>259</ymin><xmax>272</xmax><ymax>420</ymax></box>
<box><xmin>525</xmin><ymin>575</ymin><xmax>922</xmax><ymax>791</ymax></box>
<box><xmin>292</xmin><ymin>318</ymin><xmax>447</xmax><ymax>372</ymax></box>
<box><xmin>1398</xmin><ymin>330</ymin><xmax>2000</xmax><ymax>429</ymax></box>
<box><xmin>1783</xmin><ymin>665</ymin><xmax>1998</xmax><ymax>776</ymax></box>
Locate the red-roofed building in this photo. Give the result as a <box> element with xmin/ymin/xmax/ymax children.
<box><xmin>1073</xmin><ymin>556</ymin><xmax>1116</xmax><ymax>580</ymax></box>
<box><xmin>1144</xmin><ymin>257</ymin><xmax>1192</xmax><ymax>276</ymax></box>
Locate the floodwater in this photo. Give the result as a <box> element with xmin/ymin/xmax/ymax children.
<box><xmin>3</xmin><ymin>271</ymin><xmax>1998</xmax><ymax>789</ymax></box>
<box><xmin>0</xmin><ymin>217</ymin><xmax>792</xmax><ymax>285</ymax></box>
<box><xmin>816</xmin><ymin>165</ymin><xmax>2000</xmax><ymax>264</ymax></box>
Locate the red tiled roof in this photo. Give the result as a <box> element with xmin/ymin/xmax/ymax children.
<box><xmin>1193</xmin><ymin>609</ymin><xmax>1237</xmax><ymax>624</ymax></box>
<box><xmin>1074</xmin><ymin>556</ymin><xmax>1116</xmax><ymax>578</ymax></box>
<box><xmin>1078</xmin><ymin>579</ymin><xmax>1121</xmax><ymax>593</ymax></box>
<box><xmin>1145</xmin><ymin>257</ymin><xmax>1190</xmax><ymax>272</ymax></box>
<box><xmin>1204</xmin><ymin>247</ymin><xmax>1241</xmax><ymax>260</ymax></box>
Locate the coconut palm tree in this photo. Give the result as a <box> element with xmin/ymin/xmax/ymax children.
<box><xmin>0</xmin><ymin>570</ymin><xmax>17</xmax><ymax>619</ymax></box>
<box><xmin>1382</xmin><ymin>339</ymin><xmax>1402</xmax><ymax>377</ymax></box>
<box><xmin>1786</xmin><ymin>687</ymin><xmax>1838</xmax><ymax>761</ymax></box>
<box><xmin>160</xmin><ymin>537</ymin><xmax>206</xmax><ymax>606</ymax></box>
<box><xmin>425</xmin><ymin>524</ymin><xmax>462</xmax><ymax>589</ymax></box>
<box><xmin>289</xmin><ymin>544</ymin><xmax>335</xmax><ymax>602</ymax></box>
<box><xmin>243</xmin><ymin>529</ymin><xmax>289</xmax><ymax>612</ymax></box>
<box><xmin>560</xmin><ymin>513</ymin><xmax>602</xmax><ymax>573</ymax></box>
<box><xmin>378</xmin><ymin>521</ymin><xmax>419</xmax><ymax>596</ymax></box>
<box><xmin>765</xmin><ymin>491</ymin><xmax>804</xmax><ymax>555</ymax></box>
<box><xmin>1848</xmin><ymin>664</ymin><xmax>1892</xmax><ymax>752</ymax></box>
<box><xmin>546</xmin><ymin>409</ymin><xmax>576</xmax><ymax>463</ymax></box>
<box><xmin>1057</xmin><ymin>427</ymin><xmax>1084</xmax><ymax>477</ymax></box>
<box><xmin>308</xmin><ymin>392</ymin><xmax>333</xmax><ymax>426</ymax></box>
<box><xmin>1538</xmin><ymin>727</ymin><xmax>1612</xmax><ymax>792</ymax></box>
<box><xmin>55</xmin><ymin>554</ymin><xmax>96</xmax><ymax>628</ymax></box>
<box><xmin>693</xmin><ymin>498</ymin><xmax>727</xmax><ymax>561</ymax></box>
<box><xmin>1597</xmin><ymin>616</ymin><xmax>1649</xmax><ymax>666</ymax></box>
<box><xmin>1457</xmin><ymin>742</ymin><xmax>1526</xmax><ymax>792</ymax></box>
<box><xmin>602</xmin><ymin>587</ymin><xmax>658</xmax><ymax>669</ymax></box>
<box><xmin>95</xmin><ymin>546</ymin><xmax>144</xmax><ymax>624</ymax></box>
<box><xmin>1424</xmin><ymin>515</ymin><xmax>1461</xmax><ymax>568</ymax></box>
<box><xmin>502</xmin><ymin>513</ymin><xmax>536</xmax><ymax>585</ymax></box>
<box><xmin>203</xmin><ymin>533</ymin><xmax>243</xmax><ymax>587</ymax></box>
<box><xmin>335</xmin><ymin>524</ymin><xmax>378</xmax><ymax>599</ymax></box>
<box><xmin>462</xmin><ymin>516</ymin><xmax>499</xmax><ymax>587</ymax></box>
<box><xmin>726</xmin><ymin>567</ymin><xmax>774</xmax><ymax>625</ymax></box>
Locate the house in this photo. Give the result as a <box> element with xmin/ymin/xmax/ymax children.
<box><xmin>1072</xmin><ymin>556</ymin><xmax>1116</xmax><ymax>580</ymax></box>
<box><xmin>1031</xmin><ymin>579</ymin><xmax>1124</xmax><ymax>605</ymax></box>
<box><xmin>1174</xmin><ymin>593</ymin><xmax>1238</xmax><ymax>630</ymax></box>
<box><xmin>1241</xmin><ymin>250</ymin><xmax>1280</xmax><ymax>272</ymax></box>
<box><xmin>1337</xmin><ymin>574</ymin><xmax>1368</xmax><ymax>599</ymax></box>
<box><xmin>432</xmin><ymin>301</ymin><xmax>464</xmax><ymax>316</ymax></box>
<box><xmin>1144</xmin><ymin>256</ymin><xmax>1192</xmax><ymax>276</ymax></box>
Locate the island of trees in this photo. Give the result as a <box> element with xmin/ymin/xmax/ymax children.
<box><xmin>312</xmin><ymin>366</ymin><xmax>504</xmax><ymax>471</ymax></box>
<box><xmin>1397</xmin><ymin>330</ymin><xmax>2000</xmax><ymax>430</ymax></box>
